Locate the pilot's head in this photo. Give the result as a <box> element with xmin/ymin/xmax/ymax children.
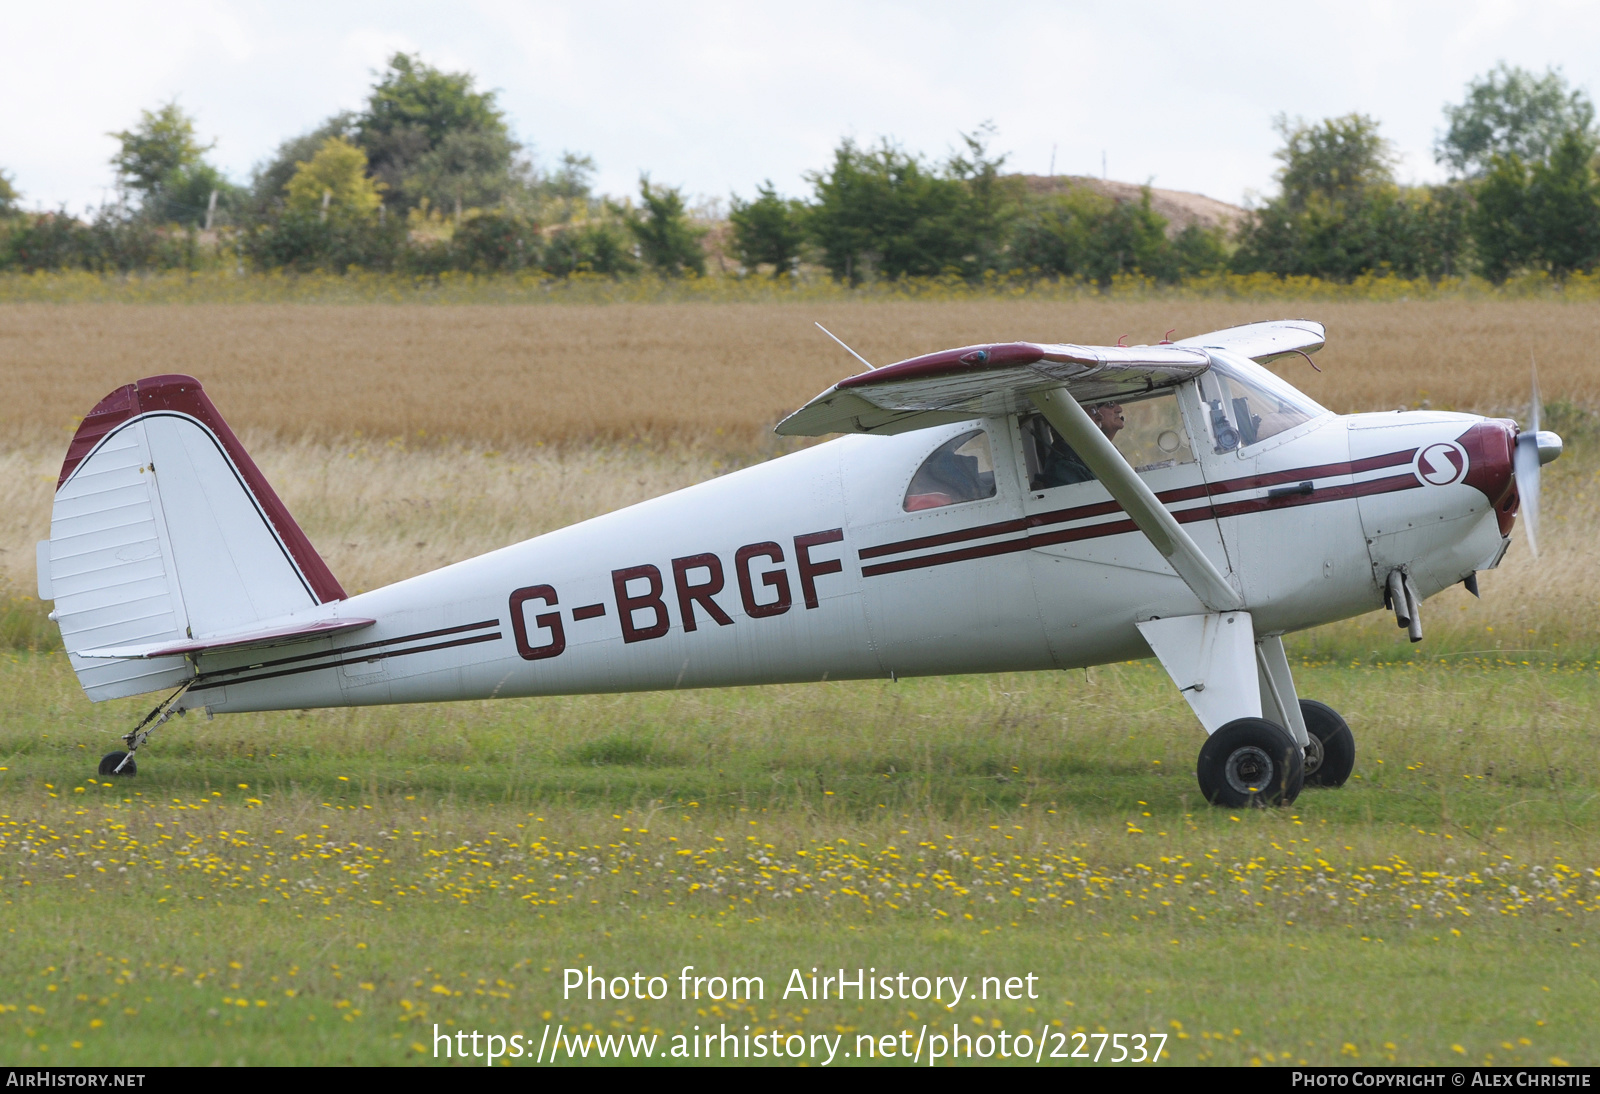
<box><xmin>1091</xmin><ymin>403</ymin><xmax>1125</xmax><ymax>441</ymax></box>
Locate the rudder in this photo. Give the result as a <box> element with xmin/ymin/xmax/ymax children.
<box><xmin>41</xmin><ymin>375</ymin><xmax>345</xmax><ymax>701</ymax></box>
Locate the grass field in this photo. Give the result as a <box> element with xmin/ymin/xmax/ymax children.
<box><xmin>2</xmin><ymin>299</ymin><xmax>1598</xmax><ymax>450</ymax></box>
<box><xmin>0</xmin><ymin>658</ymin><xmax>1595</xmax><ymax>1066</ymax></box>
<box><xmin>0</xmin><ymin>299</ymin><xmax>1596</xmax><ymax>1066</ymax></box>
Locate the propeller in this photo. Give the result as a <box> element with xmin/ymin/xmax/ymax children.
<box><xmin>1513</xmin><ymin>360</ymin><xmax>1564</xmax><ymax>558</ymax></box>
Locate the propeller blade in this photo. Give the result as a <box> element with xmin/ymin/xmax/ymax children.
<box><xmin>1515</xmin><ymin>358</ymin><xmax>1545</xmax><ymax>558</ymax></box>
<box><xmin>1515</xmin><ymin>429</ymin><xmax>1541</xmax><ymax>558</ymax></box>
<box><xmin>1530</xmin><ymin>360</ymin><xmax>1541</xmax><ymax>436</ymax></box>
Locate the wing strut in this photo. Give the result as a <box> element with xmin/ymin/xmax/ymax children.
<box><xmin>1030</xmin><ymin>386</ymin><xmax>1244</xmax><ymax>613</ymax></box>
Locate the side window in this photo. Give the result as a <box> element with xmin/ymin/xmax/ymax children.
<box><xmin>1021</xmin><ymin>390</ymin><xmax>1194</xmax><ymax>491</ymax></box>
<box><xmin>1104</xmin><ymin>392</ymin><xmax>1195</xmax><ymax>471</ymax></box>
<box><xmin>904</xmin><ymin>429</ymin><xmax>996</xmax><ymax>511</ymax></box>
<box><xmin>1022</xmin><ymin>414</ymin><xmax>1096</xmax><ymax>490</ymax></box>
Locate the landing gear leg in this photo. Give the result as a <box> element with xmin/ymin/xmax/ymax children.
<box><xmin>99</xmin><ymin>681</ymin><xmax>194</xmax><ymax>777</ymax></box>
<box><xmin>1299</xmin><ymin>700</ymin><xmax>1355</xmax><ymax>787</ymax></box>
<box><xmin>1136</xmin><ymin>612</ymin><xmax>1306</xmax><ymax>808</ymax></box>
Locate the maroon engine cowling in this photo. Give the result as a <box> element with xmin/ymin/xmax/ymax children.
<box><xmin>1457</xmin><ymin>418</ymin><xmax>1519</xmax><ymax>536</ymax></box>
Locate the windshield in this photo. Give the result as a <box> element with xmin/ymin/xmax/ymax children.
<box><xmin>1198</xmin><ymin>350</ymin><xmax>1327</xmax><ymax>452</ymax></box>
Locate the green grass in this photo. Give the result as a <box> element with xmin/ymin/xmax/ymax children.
<box><xmin>0</xmin><ymin>653</ymin><xmax>1596</xmax><ymax>1066</ymax></box>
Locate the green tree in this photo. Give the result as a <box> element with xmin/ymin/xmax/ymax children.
<box><xmin>729</xmin><ymin>181</ymin><xmax>805</xmax><ymax>275</ymax></box>
<box><xmin>1525</xmin><ymin>128</ymin><xmax>1600</xmax><ymax>276</ymax></box>
<box><xmin>1010</xmin><ymin>187</ymin><xmax>1104</xmax><ymax>279</ymax></box>
<box><xmin>357</xmin><ymin>53</ymin><xmax>518</xmax><ymax>212</ymax></box>
<box><xmin>1439</xmin><ymin>63</ymin><xmax>1596</xmax><ymax>178</ymax></box>
<box><xmin>451</xmin><ymin>210</ymin><xmax>541</xmax><ymax>271</ymax></box>
<box><xmin>0</xmin><ymin>169</ymin><xmax>19</xmax><ymax>217</ymax></box>
<box><xmin>246</xmin><ymin>113</ymin><xmax>358</xmax><ymax>221</ymax></box>
<box><xmin>406</xmin><ymin>129</ymin><xmax>529</xmax><ymax>218</ymax></box>
<box><xmin>943</xmin><ymin>123</ymin><xmax>1017</xmax><ymax>273</ymax></box>
<box><xmin>284</xmin><ymin>137</ymin><xmax>384</xmax><ymax>222</ymax></box>
<box><xmin>110</xmin><ymin>102</ymin><xmax>209</xmax><ymax>199</ymax></box>
<box><xmin>1010</xmin><ymin>186</ymin><xmax>1203</xmax><ymax>286</ymax></box>
<box><xmin>543</xmin><ymin>153</ymin><xmax>596</xmax><ymax>203</ymax></box>
<box><xmin>805</xmin><ymin>138</ymin><xmax>973</xmax><ymax>283</ymax></box>
<box><xmin>1474</xmin><ymin>128</ymin><xmax>1600</xmax><ymax>281</ymax></box>
<box><xmin>541</xmin><ymin>217</ymin><xmax>637</xmax><ymax>277</ymax></box>
<box><xmin>108</xmin><ymin>102</ymin><xmax>236</xmax><ymax>226</ymax></box>
<box><xmin>1233</xmin><ymin>114</ymin><xmax>1467</xmax><ymax>281</ymax></box>
<box><xmin>1088</xmin><ymin>190</ymin><xmax>1173</xmax><ymax>283</ymax></box>
<box><xmin>1272</xmin><ymin>113</ymin><xmax>1396</xmax><ymax>211</ymax></box>
<box><xmin>629</xmin><ymin>178</ymin><xmax>705</xmax><ymax>277</ymax></box>
<box><xmin>1171</xmin><ymin>223</ymin><xmax>1230</xmax><ymax>277</ymax></box>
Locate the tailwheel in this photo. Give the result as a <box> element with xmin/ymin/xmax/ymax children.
<box><xmin>1299</xmin><ymin>699</ymin><xmax>1355</xmax><ymax>788</ymax></box>
<box><xmin>99</xmin><ymin>680</ymin><xmax>195</xmax><ymax>777</ymax></box>
<box><xmin>98</xmin><ymin>751</ymin><xmax>136</xmax><ymax>777</ymax></box>
<box><xmin>1197</xmin><ymin>717</ymin><xmax>1303</xmax><ymax>808</ymax></box>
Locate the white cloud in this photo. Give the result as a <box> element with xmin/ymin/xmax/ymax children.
<box><xmin>3</xmin><ymin>0</ymin><xmax>1598</xmax><ymax>212</ymax></box>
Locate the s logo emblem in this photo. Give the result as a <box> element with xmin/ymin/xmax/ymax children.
<box><xmin>1414</xmin><ymin>442</ymin><xmax>1468</xmax><ymax>487</ymax></box>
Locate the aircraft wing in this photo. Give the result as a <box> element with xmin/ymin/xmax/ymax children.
<box><xmin>74</xmin><ymin>616</ymin><xmax>376</xmax><ymax>660</ymax></box>
<box><xmin>775</xmin><ymin>342</ymin><xmax>1211</xmax><ymax>437</ymax></box>
<box><xmin>1173</xmin><ymin>319</ymin><xmax>1326</xmax><ymax>363</ymax></box>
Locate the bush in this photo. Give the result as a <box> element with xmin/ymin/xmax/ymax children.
<box><xmin>541</xmin><ymin>219</ymin><xmax>637</xmax><ymax>277</ymax></box>
<box><xmin>630</xmin><ymin>179</ymin><xmax>705</xmax><ymax>277</ymax></box>
<box><xmin>242</xmin><ymin>211</ymin><xmax>406</xmax><ymax>272</ymax></box>
<box><xmin>452</xmin><ymin>210</ymin><xmax>541</xmax><ymax>272</ymax></box>
<box><xmin>1010</xmin><ymin>187</ymin><xmax>1216</xmax><ymax>286</ymax></box>
<box><xmin>0</xmin><ymin>208</ymin><xmax>192</xmax><ymax>273</ymax></box>
<box><xmin>729</xmin><ymin>182</ymin><xmax>805</xmax><ymax>276</ymax></box>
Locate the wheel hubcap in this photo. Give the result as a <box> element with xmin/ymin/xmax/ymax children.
<box><xmin>1303</xmin><ymin>734</ymin><xmax>1324</xmax><ymax>777</ymax></box>
<box><xmin>1224</xmin><ymin>746</ymin><xmax>1276</xmax><ymax>796</ymax></box>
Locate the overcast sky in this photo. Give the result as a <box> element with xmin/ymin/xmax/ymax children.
<box><xmin>6</xmin><ymin>0</ymin><xmax>1600</xmax><ymax>214</ymax></box>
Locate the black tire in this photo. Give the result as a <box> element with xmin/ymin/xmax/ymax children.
<box><xmin>1196</xmin><ymin>718</ymin><xmax>1303</xmax><ymax>808</ymax></box>
<box><xmin>98</xmin><ymin>751</ymin><xmax>136</xmax><ymax>777</ymax></box>
<box><xmin>1299</xmin><ymin>699</ymin><xmax>1355</xmax><ymax>788</ymax></box>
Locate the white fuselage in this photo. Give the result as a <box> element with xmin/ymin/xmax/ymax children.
<box><xmin>188</xmin><ymin>386</ymin><xmax>1514</xmax><ymax>715</ymax></box>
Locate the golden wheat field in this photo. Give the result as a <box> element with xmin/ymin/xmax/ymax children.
<box><xmin>3</xmin><ymin>300</ymin><xmax>1598</xmax><ymax>449</ymax></box>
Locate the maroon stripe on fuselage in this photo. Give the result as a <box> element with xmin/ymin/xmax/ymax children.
<box><xmin>190</xmin><ymin>630</ymin><xmax>504</xmax><ymax>693</ymax></box>
<box><xmin>859</xmin><ymin>471</ymin><xmax>1420</xmax><ymax>578</ymax></box>
<box><xmin>1208</xmin><ymin>471</ymin><xmax>1420</xmax><ymax>521</ymax></box>
<box><xmin>858</xmin><ymin>448</ymin><xmax>1418</xmax><ymax>565</ymax></box>
<box><xmin>857</xmin><ymin>516</ymin><xmax>1030</xmax><ymax>560</ymax></box>
<box><xmin>193</xmin><ymin>618</ymin><xmax>500</xmax><ymax>679</ymax></box>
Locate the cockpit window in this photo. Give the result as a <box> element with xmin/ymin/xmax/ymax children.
<box><xmin>1200</xmin><ymin>351</ymin><xmax>1326</xmax><ymax>452</ymax></box>
<box><xmin>1021</xmin><ymin>390</ymin><xmax>1194</xmax><ymax>491</ymax></box>
<box><xmin>904</xmin><ymin>429</ymin><xmax>996</xmax><ymax>511</ymax></box>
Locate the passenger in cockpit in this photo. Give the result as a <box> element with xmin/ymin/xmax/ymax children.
<box><xmin>1091</xmin><ymin>402</ymin><xmax>1124</xmax><ymax>442</ymax></box>
<box><xmin>1031</xmin><ymin>403</ymin><xmax>1124</xmax><ymax>489</ymax></box>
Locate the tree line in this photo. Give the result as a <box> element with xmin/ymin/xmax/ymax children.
<box><xmin>2</xmin><ymin>58</ymin><xmax>1596</xmax><ymax>285</ymax></box>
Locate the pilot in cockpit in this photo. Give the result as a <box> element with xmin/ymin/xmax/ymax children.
<box><xmin>1031</xmin><ymin>402</ymin><xmax>1123</xmax><ymax>488</ymax></box>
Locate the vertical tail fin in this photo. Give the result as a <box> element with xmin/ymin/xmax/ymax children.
<box><xmin>44</xmin><ymin>375</ymin><xmax>345</xmax><ymax>701</ymax></box>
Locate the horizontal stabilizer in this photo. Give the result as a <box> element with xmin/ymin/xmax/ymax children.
<box><xmin>75</xmin><ymin>616</ymin><xmax>375</xmax><ymax>660</ymax></box>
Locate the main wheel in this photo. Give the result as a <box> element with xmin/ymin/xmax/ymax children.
<box><xmin>98</xmin><ymin>751</ymin><xmax>136</xmax><ymax>777</ymax></box>
<box><xmin>1196</xmin><ymin>718</ymin><xmax>1303</xmax><ymax>807</ymax></box>
<box><xmin>1299</xmin><ymin>700</ymin><xmax>1355</xmax><ymax>788</ymax></box>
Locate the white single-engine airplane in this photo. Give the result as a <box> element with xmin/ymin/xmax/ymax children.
<box><xmin>37</xmin><ymin>320</ymin><xmax>1562</xmax><ymax>806</ymax></box>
